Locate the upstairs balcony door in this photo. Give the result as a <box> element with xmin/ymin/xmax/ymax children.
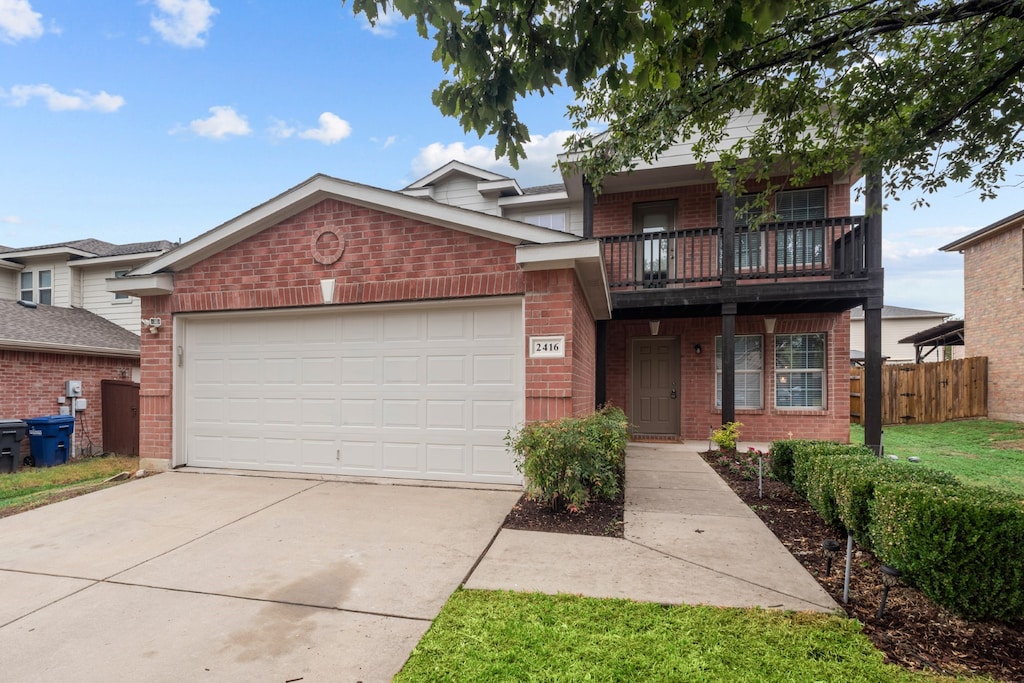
<box><xmin>634</xmin><ymin>200</ymin><xmax>676</xmax><ymax>288</ymax></box>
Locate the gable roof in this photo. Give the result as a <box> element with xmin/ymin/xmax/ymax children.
<box><xmin>132</xmin><ymin>173</ymin><xmax>578</xmax><ymax>276</ymax></box>
<box><xmin>0</xmin><ymin>238</ymin><xmax>174</xmax><ymax>261</ymax></box>
<box><xmin>940</xmin><ymin>208</ymin><xmax>1024</xmax><ymax>252</ymax></box>
<box><xmin>849</xmin><ymin>305</ymin><xmax>951</xmax><ymax>320</ymax></box>
<box><xmin>402</xmin><ymin>161</ymin><xmax>514</xmax><ymax>190</ymax></box>
<box><xmin>897</xmin><ymin>319</ymin><xmax>964</xmax><ymax>346</ymax></box>
<box><xmin>0</xmin><ymin>300</ymin><xmax>140</xmax><ymax>357</ymax></box>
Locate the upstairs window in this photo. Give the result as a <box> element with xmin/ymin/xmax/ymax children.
<box><xmin>20</xmin><ymin>270</ymin><xmax>52</xmax><ymax>305</ymax></box>
<box><xmin>523</xmin><ymin>212</ymin><xmax>566</xmax><ymax>231</ymax></box>
<box><xmin>717</xmin><ymin>195</ymin><xmax>764</xmax><ymax>269</ymax></box>
<box><xmin>634</xmin><ymin>201</ymin><xmax>677</xmax><ymax>286</ymax></box>
<box><xmin>775</xmin><ymin>188</ymin><xmax>827</xmax><ymax>268</ymax></box>
<box><xmin>113</xmin><ymin>269</ymin><xmax>131</xmax><ymax>300</ymax></box>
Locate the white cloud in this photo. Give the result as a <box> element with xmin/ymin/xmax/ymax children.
<box><xmin>0</xmin><ymin>0</ymin><xmax>43</xmax><ymax>43</ymax></box>
<box><xmin>3</xmin><ymin>84</ymin><xmax>125</xmax><ymax>112</ymax></box>
<box><xmin>183</xmin><ymin>105</ymin><xmax>251</xmax><ymax>139</ymax></box>
<box><xmin>1</xmin><ymin>215</ymin><xmax>22</xmax><ymax>224</ymax></box>
<box><xmin>411</xmin><ymin>130</ymin><xmax>573</xmax><ymax>187</ymax></box>
<box><xmin>371</xmin><ymin>134</ymin><xmax>397</xmax><ymax>150</ymax></box>
<box><xmin>268</xmin><ymin>118</ymin><xmax>295</xmax><ymax>140</ymax></box>
<box><xmin>357</xmin><ymin>10</ymin><xmax>406</xmax><ymax>37</ymax></box>
<box><xmin>297</xmin><ymin>112</ymin><xmax>352</xmax><ymax>145</ymax></box>
<box><xmin>150</xmin><ymin>0</ymin><xmax>218</xmax><ymax>48</ymax></box>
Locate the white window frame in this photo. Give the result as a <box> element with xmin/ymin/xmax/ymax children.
<box><xmin>775</xmin><ymin>188</ymin><xmax>828</xmax><ymax>268</ymax></box>
<box><xmin>634</xmin><ymin>200</ymin><xmax>677</xmax><ymax>286</ymax></box>
<box><xmin>20</xmin><ymin>269</ymin><xmax>52</xmax><ymax>305</ymax></box>
<box><xmin>717</xmin><ymin>195</ymin><xmax>765</xmax><ymax>269</ymax></box>
<box><xmin>775</xmin><ymin>332</ymin><xmax>827</xmax><ymax>409</ymax></box>
<box><xmin>522</xmin><ymin>212</ymin><xmax>566</xmax><ymax>231</ymax></box>
<box><xmin>113</xmin><ymin>269</ymin><xmax>131</xmax><ymax>301</ymax></box>
<box><xmin>715</xmin><ymin>335</ymin><xmax>764</xmax><ymax>409</ymax></box>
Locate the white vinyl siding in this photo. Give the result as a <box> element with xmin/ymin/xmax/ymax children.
<box><xmin>715</xmin><ymin>335</ymin><xmax>764</xmax><ymax>409</ymax></box>
<box><xmin>81</xmin><ymin>266</ymin><xmax>143</xmax><ymax>333</ymax></box>
<box><xmin>179</xmin><ymin>299</ymin><xmax>524</xmax><ymax>484</ymax></box>
<box><xmin>425</xmin><ymin>176</ymin><xmax>501</xmax><ymax>215</ymax></box>
<box><xmin>775</xmin><ymin>333</ymin><xmax>826</xmax><ymax>409</ymax></box>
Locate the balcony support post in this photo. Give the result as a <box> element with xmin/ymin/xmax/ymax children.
<box><xmin>863</xmin><ymin>169</ymin><xmax>885</xmax><ymax>455</ymax></box>
<box><xmin>583</xmin><ymin>176</ymin><xmax>595</xmax><ymax>239</ymax></box>
<box><xmin>721</xmin><ymin>172</ymin><xmax>737</xmax><ymax>286</ymax></box>
<box><xmin>721</xmin><ymin>302</ymin><xmax>737</xmax><ymax>425</ymax></box>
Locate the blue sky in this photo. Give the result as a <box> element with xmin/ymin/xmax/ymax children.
<box><xmin>2</xmin><ymin>0</ymin><xmax>1023</xmax><ymax>317</ymax></box>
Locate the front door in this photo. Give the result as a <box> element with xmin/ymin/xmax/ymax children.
<box><xmin>631</xmin><ymin>337</ymin><xmax>680</xmax><ymax>435</ymax></box>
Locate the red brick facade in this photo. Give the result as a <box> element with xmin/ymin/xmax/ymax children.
<box><xmin>603</xmin><ymin>314</ymin><xmax>851</xmax><ymax>443</ymax></box>
<box><xmin>962</xmin><ymin>227</ymin><xmax>1024</xmax><ymax>422</ymax></box>
<box><xmin>0</xmin><ymin>350</ymin><xmax>139</xmax><ymax>459</ymax></box>
<box><xmin>138</xmin><ymin>199</ymin><xmax>596</xmax><ymax>466</ymax></box>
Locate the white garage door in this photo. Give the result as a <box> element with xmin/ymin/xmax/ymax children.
<box><xmin>180</xmin><ymin>299</ymin><xmax>524</xmax><ymax>484</ymax></box>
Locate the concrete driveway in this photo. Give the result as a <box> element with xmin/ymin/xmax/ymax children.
<box><xmin>0</xmin><ymin>471</ymin><xmax>520</xmax><ymax>682</ymax></box>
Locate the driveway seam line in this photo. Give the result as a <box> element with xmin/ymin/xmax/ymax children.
<box><xmin>0</xmin><ymin>578</ymin><xmax>102</xmax><ymax>629</ymax></box>
<box><xmin>459</xmin><ymin>521</ymin><xmax>507</xmax><ymax>588</ymax></box>
<box><xmin>102</xmin><ymin>479</ymin><xmax>327</xmax><ymax>583</ymax></box>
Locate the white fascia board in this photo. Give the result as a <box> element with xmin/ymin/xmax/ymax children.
<box><xmin>0</xmin><ymin>259</ymin><xmax>24</xmax><ymax>271</ymax></box>
<box><xmin>0</xmin><ymin>246</ymin><xmax>96</xmax><ymax>260</ymax></box>
<box><xmin>68</xmin><ymin>252</ymin><xmax>166</xmax><ymax>268</ymax></box>
<box><xmin>497</xmin><ymin>191</ymin><xmax>570</xmax><ymax>208</ymax></box>
<box><xmin>106</xmin><ymin>273</ymin><xmax>174</xmax><ymax>296</ymax></box>
<box><xmin>404</xmin><ymin>160</ymin><xmax>511</xmax><ymax>189</ymax></box>
<box><xmin>401</xmin><ymin>187</ymin><xmax>434</xmax><ymax>199</ymax></box>
<box><xmin>477</xmin><ymin>179</ymin><xmax>523</xmax><ymax>197</ymax></box>
<box><xmin>517</xmin><ymin>240</ymin><xmax>611</xmax><ymax>320</ymax></box>
<box><xmin>135</xmin><ymin>174</ymin><xmax>578</xmax><ymax>275</ymax></box>
<box><xmin>0</xmin><ymin>338</ymin><xmax>140</xmax><ymax>358</ymax></box>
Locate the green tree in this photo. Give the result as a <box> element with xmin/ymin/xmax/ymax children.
<box><xmin>349</xmin><ymin>0</ymin><xmax>1024</xmax><ymax>198</ymax></box>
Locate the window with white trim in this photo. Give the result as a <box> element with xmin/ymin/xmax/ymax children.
<box><xmin>715</xmin><ymin>335</ymin><xmax>764</xmax><ymax>409</ymax></box>
<box><xmin>634</xmin><ymin>200</ymin><xmax>677</xmax><ymax>285</ymax></box>
<box><xmin>775</xmin><ymin>333</ymin><xmax>826</xmax><ymax>409</ymax></box>
<box><xmin>113</xmin><ymin>269</ymin><xmax>131</xmax><ymax>300</ymax></box>
<box><xmin>717</xmin><ymin>195</ymin><xmax>764</xmax><ymax>269</ymax></box>
<box><xmin>775</xmin><ymin>188</ymin><xmax>827</xmax><ymax>268</ymax></box>
<box><xmin>522</xmin><ymin>212</ymin><xmax>566</xmax><ymax>231</ymax></box>
<box><xmin>19</xmin><ymin>270</ymin><xmax>52</xmax><ymax>305</ymax></box>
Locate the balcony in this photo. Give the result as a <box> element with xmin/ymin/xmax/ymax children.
<box><xmin>600</xmin><ymin>216</ymin><xmax>879</xmax><ymax>315</ymax></box>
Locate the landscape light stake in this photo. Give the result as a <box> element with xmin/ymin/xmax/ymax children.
<box><xmin>822</xmin><ymin>539</ymin><xmax>841</xmax><ymax>577</ymax></box>
<box><xmin>876</xmin><ymin>565</ymin><xmax>902</xmax><ymax>618</ymax></box>
<box><xmin>758</xmin><ymin>454</ymin><xmax>763</xmax><ymax>499</ymax></box>
<box><xmin>843</xmin><ymin>533</ymin><xmax>853</xmax><ymax>604</ymax></box>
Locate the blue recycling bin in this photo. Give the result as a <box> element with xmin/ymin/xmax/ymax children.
<box><xmin>0</xmin><ymin>419</ymin><xmax>27</xmax><ymax>473</ymax></box>
<box><xmin>24</xmin><ymin>415</ymin><xmax>75</xmax><ymax>468</ymax></box>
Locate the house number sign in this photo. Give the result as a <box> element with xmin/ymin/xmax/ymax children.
<box><xmin>529</xmin><ymin>335</ymin><xmax>565</xmax><ymax>358</ymax></box>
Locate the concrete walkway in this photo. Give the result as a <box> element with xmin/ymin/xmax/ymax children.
<box><xmin>467</xmin><ymin>442</ymin><xmax>839</xmax><ymax>612</ymax></box>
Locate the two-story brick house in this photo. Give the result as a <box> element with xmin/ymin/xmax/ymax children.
<box><xmin>0</xmin><ymin>239</ymin><xmax>173</xmax><ymax>456</ymax></box>
<box><xmin>112</xmin><ymin>128</ymin><xmax>884</xmax><ymax>478</ymax></box>
<box><xmin>941</xmin><ymin>209</ymin><xmax>1024</xmax><ymax>422</ymax></box>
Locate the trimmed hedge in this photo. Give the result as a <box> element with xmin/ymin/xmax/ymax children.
<box><xmin>505</xmin><ymin>405</ymin><xmax>628</xmax><ymax>512</ymax></box>
<box><xmin>769</xmin><ymin>438</ymin><xmax>1023</xmax><ymax>620</ymax></box>
<box><xmin>871</xmin><ymin>483</ymin><xmax>1024</xmax><ymax>620</ymax></box>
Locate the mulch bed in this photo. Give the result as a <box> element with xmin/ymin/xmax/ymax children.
<box><xmin>499</xmin><ymin>457</ymin><xmax>1024</xmax><ymax>681</ymax></box>
<box><xmin>700</xmin><ymin>450</ymin><xmax>1024</xmax><ymax>682</ymax></box>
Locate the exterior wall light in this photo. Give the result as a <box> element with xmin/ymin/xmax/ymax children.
<box><xmin>694</xmin><ymin>343</ymin><xmax>702</xmax><ymax>354</ymax></box>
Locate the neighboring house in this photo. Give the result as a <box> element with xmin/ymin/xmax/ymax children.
<box><xmin>113</xmin><ymin>123</ymin><xmax>884</xmax><ymax>479</ymax></box>
<box><xmin>0</xmin><ymin>239</ymin><xmax>173</xmax><ymax>455</ymax></box>
<box><xmin>941</xmin><ymin>209</ymin><xmax>1024</xmax><ymax>423</ymax></box>
<box><xmin>849</xmin><ymin>305</ymin><xmax>953</xmax><ymax>364</ymax></box>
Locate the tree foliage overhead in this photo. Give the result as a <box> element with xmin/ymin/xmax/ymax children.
<box><xmin>350</xmin><ymin>0</ymin><xmax>1024</xmax><ymax>199</ymax></box>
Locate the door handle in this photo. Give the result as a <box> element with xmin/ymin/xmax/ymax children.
<box><xmin>670</xmin><ymin>389</ymin><xmax>677</xmax><ymax>399</ymax></box>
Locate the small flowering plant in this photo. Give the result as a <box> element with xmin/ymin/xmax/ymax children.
<box><xmin>716</xmin><ymin>446</ymin><xmax>774</xmax><ymax>481</ymax></box>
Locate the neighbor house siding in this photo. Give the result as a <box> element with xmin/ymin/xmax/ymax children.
<box><xmin>424</xmin><ymin>176</ymin><xmax>501</xmax><ymax>215</ymax></box>
<box><xmin>963</xmin><ymin>228</ymin><xmax>1024</xmax><ymax>422</ymax></box>
<box><xmin>0</xmin><ymin>349</ymin><xmax>139</xmax><ymax>459</ymax></box>
<box><xmin>850</xmin><ymin>316</ymin><xmax>951</xmax><ymax>364</ymax></box>
<box><xmin>80</xmin><ymin>267</ymin><xmax>143</xmax><ymax>334</ymax></box>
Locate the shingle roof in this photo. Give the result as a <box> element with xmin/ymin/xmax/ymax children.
<box><xmin>849</xmin><ymin>305</ymin><xmax>951</xmax><ymax>320</ymax></box>
<box><xmin>0</xmin><ymin>238</ymin><xmax>173</xmax><ymax>258</ymax></box>
<box><xmin>0</xmin><ymin>300</ymin><xmax>140</xmax><ymax>355</ymax></box>
<box><xmin>522</xmin><ymin>183</ymin><xmax>566</xmax><ymax>195</ymax></box>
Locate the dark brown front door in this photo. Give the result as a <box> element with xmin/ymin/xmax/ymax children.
<box><xmin>101</xmin><ymin>380</ymin><xmax>140</xmax><ymax>456</ymax></box>
<box><xmin>631</xmin><ymin>337</ymin><xmax>680</xmax><ymax>435</ymax></box>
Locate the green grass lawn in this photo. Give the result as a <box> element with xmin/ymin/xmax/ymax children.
<box><xmin>851</xmin><ymin>420</ymin><xmax>1024</xmax><ymax>496</ymax></box>
<box><xmin>0</xmin><ymin>455</ymin><xmax>139</xmax><ymax>515</ymax></box>
<box><xmin>396</xmin><ymin>590</ymin><xmax>966</xmax><ymax>682</ymax></box>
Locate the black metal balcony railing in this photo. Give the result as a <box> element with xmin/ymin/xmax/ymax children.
<box><xmin>601</xmin><ymin>216</ymin><xmax>867</xmax><ymax>290</ymax></box>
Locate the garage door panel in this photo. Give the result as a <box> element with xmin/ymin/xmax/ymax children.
<box><xmin>183</xmin><ymin>300</ymin><xmax>523</xmax><ymax>483</ymax></box>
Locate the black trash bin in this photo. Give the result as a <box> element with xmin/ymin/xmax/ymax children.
<box><xmin>24</xmin><ymin>415</ymin><xmax>75</xmax><ymax>468</ymax></box>
<box><xmin>1</xmin><ymin>419</ymin><xmax>28</xmax><ymax>474</ymax></box>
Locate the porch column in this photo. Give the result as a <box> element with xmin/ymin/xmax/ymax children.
<box><xmin>863</xmin><ymin>169</ymin><xmax>884</xmax><ymax>454</ymax></box>
<box><xmin>595</xmin><ymin>319</ymin><xmax>607</xmax><ymax>408</ymax></box>
<box><xmin>720</xmin><ymin>173</ymin><xmax>737</xmax><ymax>286</ymax></box>
<box><xmin>582</xmin><ymin>176</ymin><xmax>595</xmax><ymax>239</ymax></box>
<box><xmin>721</xmin><ymin>303</ymin><xmax>737</xmax><ymax>425</ymax></box>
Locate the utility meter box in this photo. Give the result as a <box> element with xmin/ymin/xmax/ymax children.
<box><xmin>65</xmin><ymin>380</ymin><xmax>83</xmax><ymax>397</ymax></box>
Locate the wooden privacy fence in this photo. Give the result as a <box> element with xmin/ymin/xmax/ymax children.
<box><xmin>850</xmin><ymin>357</ymin><xmax>988</xmax><ymax>425</ymax></box>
